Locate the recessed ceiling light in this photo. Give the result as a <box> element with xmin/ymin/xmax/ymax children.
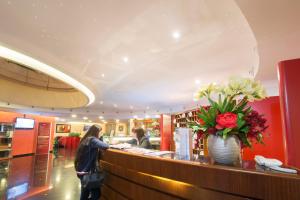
<box><xmin>122</xmin><ymin>57</ymin><xmax>129</xmax><ymax>63</ymax></box>
<box><xmin>130</xmin><ymin>105</ymin><xmax>134</xmax><ymax>109</ymax></box>
<box><xmin>172</xmin><ymin>31</ymin><xmax>181</xmax><ymax>39</ymax></box>
<box><xmin>99</xmin><ymin>116</ymin><xmax>104</xmax><ymax>119</ymax></box>
<box><xmin>99</xmin><ymin>101</ymin><xmax>104</xmax><ymax>105</ymax></box>
<box><xmin>71</xmin><ymin>114</ymin><xmax>77</xmax><ymax>118</ymax></box>
<box><xmin>0</xmin><ymin>45</ymin><xmax>95</xmax><ymax>106</ymax></box>
<box><xmin>195</xmin><ymin>79</ymin><xmax>201</xmax><ymax>85</ymax></box>
<box><xmin>83</xmin><ymin>116</ymin><xmax>88</xmax><ymax>120</ymax></box>
<box><xmin>146</xmin><ymin>106</ymin><xmax>150</xmax><ymax>110</ymax></box>
<box><xmin>113</xmin><ymin>104</ymin><xmax>118</xmax><ymax>108</ymax></box>
<box><xmin>101</xmin><ymin>74</ymin><xmax>105</xmax><ymax>77</ymax></box>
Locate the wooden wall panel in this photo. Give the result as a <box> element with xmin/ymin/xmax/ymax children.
<box><xmin>101</xmin><ymin>149</ymin><xmax>300</xmax><ymax>200</ymax></box>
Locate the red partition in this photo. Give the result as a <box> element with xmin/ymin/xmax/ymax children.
<box><xmin>278</xmin><ymin>58</ymin><xmax>300</xmax><ymax>168</ymax></box>
<box><xmin>242</xmin><ymin>96</ymin><xmax>285</xmax><ymax>162</ymax></box>
<box><xmin>0</xmin><ymin>111</ymin><xmax>55</xmax><ymax>156</ymax></box>
<box><xmin>160</xmin><ymin>114</ymin><xmax>172</xmax><ymax>151</ymax></box>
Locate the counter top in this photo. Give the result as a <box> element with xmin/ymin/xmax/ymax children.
<box><xmin>100</xmin><ymin>149</ymin><xmax>300</xmax><ymax>200</ymax></box>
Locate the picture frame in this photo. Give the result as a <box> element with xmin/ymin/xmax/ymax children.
<box><xmin>118</xmin><ymin>125</ymin><xmax>124</xmax><ymax>132</ymax></box>
<box><xmin>56</xmin><ymin>124</ymin><xmax>71</xmax><ymax>133</ymax></box>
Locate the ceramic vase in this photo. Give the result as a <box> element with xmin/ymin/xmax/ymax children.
<box><xmin>207</xmin><ymin>135</ymin><xmax>241</xmax><ymax>165</ymax></box>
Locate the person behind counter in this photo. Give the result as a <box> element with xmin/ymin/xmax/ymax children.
<box><xmin>74</xmin><ymin>125</ymin><xmax>109</xmax><ymax>200</ymax></box>
<box><xmin>127</xmin><ymin>128</ymin><xmax>151</xmax><ymax>149</ymax></box>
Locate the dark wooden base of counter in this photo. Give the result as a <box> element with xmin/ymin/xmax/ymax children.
<box><xmin>100</xmin><ymin>150</ymin><xmax>300</xmax><ymax>200</ymax></box>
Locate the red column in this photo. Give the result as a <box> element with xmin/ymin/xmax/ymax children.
<box><xmin>160</xmin><ymin>114</ymin><xmax>172</xmax><ymax>151</ymax></box>
<box><xmin>278</xmin><ymin>58</ymin><xmax>300</xmax><ymax>168</ymax></box>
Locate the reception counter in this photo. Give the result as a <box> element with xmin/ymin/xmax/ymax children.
<box><xmin>100</xmin><ymin>149</ymin><xmax>300</xmax><ymax>200</ymax></box>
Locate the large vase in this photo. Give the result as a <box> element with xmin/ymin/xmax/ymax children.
<box><xmin>207</xmin><ymin>135</ymin><xmax>241</xmax><ymax>165</ymax></box>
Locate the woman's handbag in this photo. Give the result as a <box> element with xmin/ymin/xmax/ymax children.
<box><xmin>82</xmin><ymin>170</ymin><xmax>105</xmax><ymax>189</ymax></box>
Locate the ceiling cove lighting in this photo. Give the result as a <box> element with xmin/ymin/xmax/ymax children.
<box><xmin>0</xmin><ymin>45</ymin><xmax>95</xmax><ymax>106</ymax></box>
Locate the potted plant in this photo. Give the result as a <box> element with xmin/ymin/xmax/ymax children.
<box><xmin>189</xmin><ymin>77</ymin><xmax>268</xmax><ymax>165</ymax></box>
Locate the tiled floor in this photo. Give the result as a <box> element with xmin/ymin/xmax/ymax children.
<box><xmin>0</xmin><ymin>148</ymin><xmax>82</xmax><ymax>200</ymax></box>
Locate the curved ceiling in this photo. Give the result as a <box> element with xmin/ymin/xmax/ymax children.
<box><xmin>0</xmin><ymin>0</ymin><xmax>299</xmax><ymax>121</ymax></box>
<box><xmin>0</xmin><ymin>57</ymin><xmax>90</xmax><ymax>108</ymax></box>
<box><xmin>0</xmin><ymin>58</ymin><xmax>74</xmax><ymax>91</ymax></box>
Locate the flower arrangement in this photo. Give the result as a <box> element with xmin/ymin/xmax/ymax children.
<box><xmin>190</xmin><ymin>77</ymin><xmax>268</xmax><ymax>148</ymax></box>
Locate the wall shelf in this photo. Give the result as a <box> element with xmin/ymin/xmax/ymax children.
<box><xmin>0</xmin><ymin>123</ymin><xmax>14</xmax><ymax>160</ymax></box>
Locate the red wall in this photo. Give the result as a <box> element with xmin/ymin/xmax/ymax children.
<box><xmin>160</xmin><ymin>114</ymin><xmax>172</xmax><ymax>151</ymax></box>
<box><xmin>278</xmin><ymin>58</ymin><xmax>300</xmax><ymax>168</ymax></box>
<box><xmin>242</xmin><ymin>96</ymin><xmax>286</xmax><ymax>162</ymax></box>
<box><xmin>0</xmin><ymin>111</ymin><xmax>55</xmax><ymax>156</ymax></box>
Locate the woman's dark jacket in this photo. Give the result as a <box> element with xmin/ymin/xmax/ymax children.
<box><xmin>127</xmin><ymin>136</ymin><xmax>151</xmax><ymax>149</ymax></box>
<box><xmin>75</xmin><ymin>136</ymin><xmax>109</xmax><ymax>173</ymax></box>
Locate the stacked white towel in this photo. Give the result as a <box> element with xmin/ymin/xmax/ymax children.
<box><xmin>254</xmin><ymin>155</ymin><xmax>297</xmax><ymax>174</ymax></box>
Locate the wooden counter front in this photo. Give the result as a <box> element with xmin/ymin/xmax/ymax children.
<box><xmin>100</xmin><ymin>149</ymin><xmax>300</xmax><ymax>200</ymax></box>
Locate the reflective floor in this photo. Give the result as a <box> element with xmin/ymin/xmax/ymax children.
<box><xmin>0</xmin><ymin>148</ymin><xmax>81</xmax><ymax>200</ymax></box>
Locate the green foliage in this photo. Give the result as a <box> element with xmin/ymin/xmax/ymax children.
<box><xmin>69</xmin><ymin>132</ymin><xmax>81</xmax><ymax>137</ymax></box>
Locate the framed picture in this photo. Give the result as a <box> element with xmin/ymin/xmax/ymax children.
<box><xmin>56</xmin><ymin>124</ymin><xmax>71</xmax><ymax>133</ymax></box>
<box><xmin>118</xmin><ymin>125</ymin><xmax>124</xmax><ymax>132</ymax></box>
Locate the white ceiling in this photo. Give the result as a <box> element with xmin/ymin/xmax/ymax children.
<box><xmin>0</xmin><ymin>0</ymin><xmax>299</xmax><ymax>121</ymax></box>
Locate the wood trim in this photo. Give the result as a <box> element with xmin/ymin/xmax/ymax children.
<box><xmin>101</xmin><ymin>149</ymin><xmax>300</xmax><ymax>200</ymax></box>
<box><xmin>102</xmin><ymin>161</ymin><xmax>247</xmax><ymax>200</ymax></box>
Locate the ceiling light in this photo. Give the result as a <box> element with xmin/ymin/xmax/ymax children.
<box><xmin>155</xmin><ymin>114</ymin><xmax>161</xmax><ymax>118</ymax></box>
<box><xmin>195</xmin><ymin>79</ymin><xmax>201</xmax><ymax>85</ymax></box>
<box><xmin>55</xmin><ymin>117</ymin><xmax>60</xmax><ymax>121</ymax></box>
<box><xmin>145</xmin><ymin>115</ymin><xmax>150</xmax><ymax>119</ymax></box>
<box><xmin>88</xmin><ymin>120</ymin><xmax>92</xmax><ymax>123</ymax></box>
<box><xmin>130</xmin><ymin>105</ymin><xmax>134</xmax><ymax>109</ymax></box>
<box><xmin>172</xmin><ymin>31</ymin><xmax>181</xmax><ymax>39</ymax></box>
<box><xmin>83</xmin><ymin>117</ymin><xmax>88</xmax><ymax>120</ymax></box>
<box><xmin>146</xmin><ymin>106</ymin><xmax>150</xmax><ymax>110</ymax></box>
<box><xmin>122</xmin><ymin>57</ymin><xmax>129</xmax><ymax>63</ymax></box>
<box><xmin>116</xmin><ymin>119</ymin><xmax>119</xmax><ymax>123</ymax></box>
<box><xmin>99</xmin><ymin>101</ymin><xmax>104</xmax><ymax>105</ymax></box>
<box><xmin>101</xmin><ymin>74</ymin><xmax>105</xmax><ymax>77</ymax></box>
<box><xmin>0</xmin><ymin>45</ymin><xmax>95</xmax><ymax>106</ymax></box>
<box><xmin>113</xmin><ymin>104</ymin><xmax>118</xmax><ymax>108</ymax></box>
<box><xmin>99</xmin><ymin>116</ymin><xmax>103</xmax><ymax>119</ymax></box>
<box><xmin>71</xmin><ymin>114</ymin><xmax>77</xmax><ymax>118</ymax></box>
<box><xmin>133</xmin><ymin>115</ymin><xmax>138</xmax><ymax>119</ymax></box>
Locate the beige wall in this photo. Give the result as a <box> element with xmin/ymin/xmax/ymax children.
<box><xmin>55</xmin><ymin>122</ymin><xmax>106</xmax><ymax>137</ymax></box>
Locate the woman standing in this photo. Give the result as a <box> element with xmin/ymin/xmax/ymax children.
<box><xmin>134</xmin><ymin>128</ymin><xmax>152</xmax><ymax>149</ymax></box>
<box><xmin>75</xmin><ymin>125</ymin><xmax>109</xmax><ymax>200</ymax></box>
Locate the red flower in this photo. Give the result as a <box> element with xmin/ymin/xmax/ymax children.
<box><xmin>198</xmin><ymin>118</ymin><xmax>205</xmax><ymax>125</ymax></box>
<box><xmin>216</xmin><ymin>112</ymin><xmax>238</xmax><ymax>129</ymax></box>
